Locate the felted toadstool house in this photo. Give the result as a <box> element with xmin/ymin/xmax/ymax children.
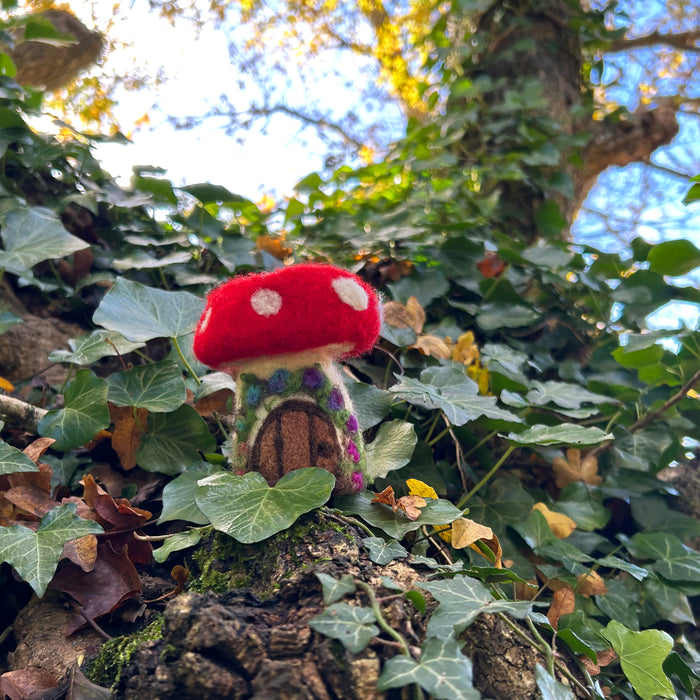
<box><xmin>193</xmin><ymin>264</ymin><xmax>382</xmax><ymax>494</ymax></box>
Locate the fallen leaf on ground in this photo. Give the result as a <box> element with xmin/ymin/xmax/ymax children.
<box><xmin>109</xmin><ymin>404</ymin><xmax>148</xmax><ymax>470</ymax></box>
<box><xmin>383</xmin><ymin>296</ymin><xmax>425</xmax><ymax>333</ymax></box>
<box><xmin>576</xmin><ymin>569</ymin><xmax>607</xmax><ymax>596</ymax></box>
<box><xmin>0</xmin><ymin>668</ymin><xmax>58</xmax><ymax>700</ymax></box>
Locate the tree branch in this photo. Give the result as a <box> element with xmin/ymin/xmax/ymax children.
<box><xmin>0</xmin><ymin>395</ymin><xmax>48</xmax><ymax>434</ymax></box>
<box><xmin>607</xmin><ymin>30</ymin><xmax>700</xmax><ymax>54</ymax></box>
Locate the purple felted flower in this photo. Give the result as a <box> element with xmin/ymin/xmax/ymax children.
<box><xmin>351</xmin><ymin>471</ymin><xmax>364</xmax><ymax>490</ymax></box>
<box><xmin>346</xmin><ymin>414</ymin><xmax>359</xmax><ymax>433</ymax></box>
<box><xmin>303</xmin><ymin>367</ymin><xmax>325</xmax><ymax>389</ymax></box>
<box><xmin>268</xmin><ymin>369</ymin><xmax>290</xmax><ymax>393</ymax></box>
<box><xmin>347</xmin><ymin>438</ymin><xmax>360</xmax><ymax>463</ymax></box>
<box><xmin>328</xmin><ymin>388</ymin><xmax>345</xmax><ymax>411</ymax></box>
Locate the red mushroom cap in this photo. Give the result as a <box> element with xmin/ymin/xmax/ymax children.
<box><xmin>193</xmin><ymin>264</ymin><xmax>382</xmax><ymax>369</ymax></box>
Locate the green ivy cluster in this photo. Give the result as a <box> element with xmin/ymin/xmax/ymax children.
<box><xmin>0</xmin><ymin>5</ymin><xmax>699</xmax><ymax>700</ymax></box>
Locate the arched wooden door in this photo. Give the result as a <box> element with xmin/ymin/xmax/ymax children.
<box><xmin>250</xmin><ymin>399</ymin><xmax>341</xmax><ymax>484</ymax></box>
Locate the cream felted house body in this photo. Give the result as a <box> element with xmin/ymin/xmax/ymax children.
<box><xmin>193</xmin><ymin>264</ymin><xmax>382</xmax><ymax>494</ymax></box>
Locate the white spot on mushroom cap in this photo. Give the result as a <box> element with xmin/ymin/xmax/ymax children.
<box><xmin>199</xmin><ymin>306</ymin><xmax>212</xmax><ymax>332</ymax></box>
<box><xmin>251</xmin><ymin>288</ymin><xmax>283</xmax><ymax>316</ymax></box>
<box><xmin>332</xmin><ymin>277</ymin><xmax>368</xmax><ymax>311</ymax></box>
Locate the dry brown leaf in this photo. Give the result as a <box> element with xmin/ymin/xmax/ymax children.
<box><xmin>597</xmin><ymin>648</ymin><xmax>618</xmax><ymax>667</ymax></box>
<box><xmin>22</xmin><ymin>437</ymin><xmax>55</xmax><ymax>464</ymax></box>
<box><xmin>256</xmin><ymin>235</ymin><xmax>293</xmax><ymax>260</ymax></box>
<box><xmin>395</xmin><ymin>495</ymin><xmax>427</xmax><ymax>521</ymax></box>
<box><xmin>109</xmin><ymin>404</ymin><xmax>148</xmax><ymax>470</ymax></box>
<box><xmin>514</xmin><ymin>580</ymin><xmax>540</xmax><ymax>601</ymax></box>
<box><xmin>547</xmin><ymin>586</ymin><xmax>575</xmax><ymax>629</ymax></box>
<box><xmin>411</xmin><ymin>334</ymin><xmax>452</xmax><ymax>359</ymax></box>
<box><xmin>0</xmin><ymin>668</ymin><xmax>58</xmax><ymax>700</ymax></box>
<box><xmin>371</xmin><ymin>485</ymin><xmax>396</xmax><ymax>507</ymax></box>
<box><xmin>552</xmin><ymin>448</ymin><xmax>602</xmax><ymax>489</ymax></box>
<box><xmin>193</xmin><ymin>388</ymin><xmax>234</xmax><ymax>416</ymax></box>
<box><xmin>62</xmin><ymin>534</ymin><xmax>98</xmax><ymax>572</ymax></box>
<box><xmin>532</xmin><ymin>502</ymin><xmax>577</xmax><ymax>539</ymax></box>
<box><xmin>576</xmin><ymin>570</ymin><xmax>607</xmax><ymax>597</ymax></box>
<box><xmin>476</xmin><ymin>251</ymin><xmax>506</xmax><ymax>278</ymax></box>
<box><xmin>382</xmin><ymin>296</ymin><xmax>425</xmax><ymax>333</ymax></box>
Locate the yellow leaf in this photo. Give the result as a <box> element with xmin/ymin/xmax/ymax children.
<box><xmin>532</xmin><ymin>503</ymin><xmax>577</xmax><ymax>539</ymax></box>
<box><xmin>466</xmin><ymin>364</ymin><xmax>490</xmax><ymax>395</ymax></box>
<box><xmin>451</xmin><ymin>517</ymin><xmax>494</xmax><ymax>549</ymax></box>
<box><xmin>0</xmin><ymin>376</ymin><xmax>15</xmax><ymax>392</ymax></box>
<box><xmin>451</xmin><ymin>331</ymin><xmax>479</xmax><ymax>366</ymax></box>
<box><xmin>552</xmin><ymin>449</ymin><xmax>602</xmax><ymax>488</ymax></box>
<box><xmin>411</xmin><ymin>334</ymin><xmax>451</xmax><ymax>359</ymax></box>
<box><xmin>406</xmin><ymin>479</ymin><xmax>438</xmax><ymax>500</ymax></box>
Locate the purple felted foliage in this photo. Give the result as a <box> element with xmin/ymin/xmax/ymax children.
<box><xmin>347</xmin><ymin>439</ymin><xmax>360</xmax><ymax>463</ymax></box>
<box><xmin>351</xmin><ymin>471</ymin><xmax>364</xmax><ymax>490</ymax></box>
<box><xmin>328</xmin><ymin>388</ymin><xmax>345</xmax><ymax>411</ymax></box>
<box><xmin>303</xmin><ymin>367</ymin><xmax>325</xmax><ymax>389</ymax></box>
<box><xmin>346</xmin><ymin>414</ymin><xmax>359</xmax><ymax>433</ymax></box>
<box><xmin>268</xmin><ymin>369</ymin><xmax>290</xmax><ymax>393</ymax></box>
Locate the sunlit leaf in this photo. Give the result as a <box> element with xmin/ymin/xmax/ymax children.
<box><xmin>48</xmin><ymin>330</ymin><xmax>145</xmax><ymax>365</ymax></box>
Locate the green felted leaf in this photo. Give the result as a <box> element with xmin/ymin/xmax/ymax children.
<box><xmin>390</xmin><ymin>374</ymin><xmax>521</xmax><ymax>426</ymax></box>
<box><xmin>417</xmin><ymin>575</ymin><xmax>533</xmax><ymax>638</ymax></box>
<box><xmin>315</xmin><ymin>573</ymin><xmax>356</xmax><ymax>604</ymax></box>
<box><xmin>362</xmin><ymin>536</ymin><xmax>408</xmax><ymax>565</ymax></box>
<box><xmin>0</xmin><ymin>504</ymin><xmax>103</xmax><ymax>596</ymax></box>
<box><xmin>38</xmin><ymin>369</ymin><xmax>110</xmax><ymax>451</ymax></box>
<box><xmin>627</xmin><ymin>531</ymin><xmax>700</xmax><ymax>581</ymax></box>
<box><xmin>0</xmin><ymin>440</ymin><xmax>40</xmax><ymax>475</ymax></box>
<box><xmin>364</xmin><ymin>420</ymin><xmax>417</xmax><ymax>480</ymax></box>
<box><xmin>377</xmin><ymin>636</ymin><xmax>479</xmax><ymax>700</ymax></box>
<box><xmin>136</xmin><ymin>405</ymin><xmax>217</xmax><ymax>475</ymax></box>
<box><xmin>345</xmin><ymin>382</ymin><xmax>393</xmax><ymax>430</ymax></box>
<box><xmin>308</xmin><ymin>603</ymin><xmax>378</xmax><ymax>653</ymax></box>
<box><xmin>0</xmin><ymin>207</ymin><xmax>89</xmax><ymax>275</ymax></box>
<box><xmin>152</xmin><ymin>528</ymin><xmax>206</xmax><ymax>564</ymax></box>
<box><xmin>158</xmin><ymin>462</ymin><xmax>221</xmax><ymax>525</ymax></box>
<box><xmin>506</xmin><ymin>424</ymin><xmax>612</xmax><ymax>446</ymax></box>
<box><xmin>334</xmin><ymin>490</ymin><xmax>462</xmax><ymax>540</ymax></box>
<box><xmin>648</xmin><ymin>239</ymin><xmax>700</xmax><ymax>276</ymax></box>
<box><xmin>93</xmin><ymin>278</ymin><xmax>205</xmax><ymax>342</ymax></box>
<box><xmin>602</xmin><ymin>620</ymin><xmax>674</xmax><ymax>700</ymax></box>
<box><xmin>195</xmin><ymin>468</ymin><xmax>335</xmax><ymax>543</ymax></box>
<box><xmin>48</xmin><ymin>330</ymin><xmax>145</xmax><ymax>365</ymax></box>
<box><xmin>107</xmin><ymin>361</ymin><xmax>187</xmax><ymax>412</ymax></box>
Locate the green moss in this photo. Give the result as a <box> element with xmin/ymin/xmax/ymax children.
<box><xmin>84</xmin><ymin>615</ymin><xmax>164</xmax><ymax>689</ymax></box>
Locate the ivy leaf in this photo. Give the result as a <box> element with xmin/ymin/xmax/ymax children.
<box><xmin>136</xmin><ymin>405</ymin><xmax>217</xmax><ymax>474</ymax></box>
<box><xmin>345</xmin><ymin>382</ymin><xmax>394</xmax><ymax>430</ymax></box>
<box><xmin>38</xmin><ymin>370</ymin><xmax>110</xmax><ymax>451</ymax></box>
<box><xmin>601</xmin><ymin>620</ymin><xmax>674</xmax><ymax>700</ymax></box>
<box><xmin>0</xmin><ymin>308</ymin><xmax>22</xmax><ymax>333</ymax></box>
<box><xmin>534</xmin><ymin>664</ymin><xmax>575</xmax><ymax>700</ymax></box>
<box><xmin>107</xmin><ymin>361</ymin><xmax>187</xmax><ymax>412</ymax></box>
<box><xmin>362</xmin><ymin>536</ymin><xmax>408</xmax><ymax>565</ymax></box>
<box><xmin>0</xmin><ymin>504</ymin><xmax>103</xmax><ymax>596</ymax></box>
<box><xmin>377</xmin><ymin>636</ymin><xmax>479</xmax><ymax>700</ymax></box>
<box><xmin>335</xmin><ymin>490</ymin><xmax>462</xmax><ymax>540</ymax></box>
<box><xmin>525</xmin><ymin>381</ymin><xmax>612</xmax><ymax>409</ymax></box>
<box><xmin>152</xmin><ymin>528</ymin><xmax>206</xmax><ymax>564</ymax></box>
<box><xmin>93</xmin><ymin>278</ymin><xmax>205</xmax><ymax>341</ymax></box>
<box><xmin>0</xmin><ymin>207</ymin><xmax>88</xmax><ymax>275</ymax></box>
<box><xmin>417</xmin><ymin>575</ymin><xmax>533</xmax><ymax>638</ymax></box>
<box><xmin>390</xmin><ymin>374</ymin><xmax>521</xmax><ymax>425</ymax></box>
<box><xmin>195</xmin><ymin>468</ymin><xmax>335</xmax><ymax>543</ymax></box>
<box><xmin>315</xmin><ymin>572</ymin><xmax>356</xmax><ymax>604</ymax></box>
<box><xmin>308</xmin><ymin>603</ymin><xmax>378</xmax><ymax>653</ymax></box>
<box><xmin>48</xmin><ymin>330</ymin><xmax>145</xmax><ymax>365</ymax></box>
<box><xmin>158</xmin><ymin>462</ymin><xmax>221</xmax><ymax>525</ymax></box>
<box><xmin>0</xmin><ymin>440</ymin><xmax>40</xmax><ymax>475</ymax></box>
<box><xmin>626</xmin><ymin>531</ymin><xmax>700</xmax><ymax>581</ymax></box>
<box><xmin>648</xmin><ymin>239</ymin><xmax>700</xmax><ymax>276</ymax></box>
<box><xmin>364</xmin><ymin>420</ymin><xmax>417</xmax><ymax>480</ymax></box>
<box><xmin>506</xmin><ymin>424</ymin><xmax>612</xmax><ymax>446</ymax></box>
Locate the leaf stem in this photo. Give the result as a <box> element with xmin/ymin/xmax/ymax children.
<box><xmin>172</xmin><ymin>335</ymin><xmax>201</xmax><ymax>386</ymax></box>
<box><xmin>457</xmin><ymin>444</ymin><xmax>516</xmax><ymax>508</ymax></box>
<box><xmin>355</xmin><ymin>580</ymin><xmax>411</xmax><ymax>656</ymax></box>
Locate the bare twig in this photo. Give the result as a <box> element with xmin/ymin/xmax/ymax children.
<box><xmin>607</xmin><ymin>30</ymin><xmax>700</xmax><ymax>55</ymax></box>
<box><xmin>0</xmin><ymin>394</ymin><xmax>48</xmax><ymax>433</ymax></box>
